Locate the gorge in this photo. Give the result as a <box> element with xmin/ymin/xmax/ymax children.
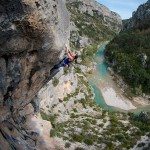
<box><xmin>0</xmin><ymin>0</ymin><xmax>150</xmax><ymax>150</ymax></box>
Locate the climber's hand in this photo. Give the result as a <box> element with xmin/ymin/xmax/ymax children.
<box><xmin>65</xmin><ymin>44</ymin><xmax>69</xmax><ymax>52</ymax></box>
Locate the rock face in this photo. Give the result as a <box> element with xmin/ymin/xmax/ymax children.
<box><xmin>123</xmin><ymin>0</ymin><xmax>150</xmax><ymax>30</ymax></box>
<box><xmin>0</xmin><ymin>0</ymin><xmax>122</xmax><ymax>149</ymax></box>
<box><xmin>67</xmin><ymin>0</ymin><xmax>122</xmax><ymax>48</ymax></box>
<box><xmin>67</xmin><ymin>0</ymin><xmax>122</xmax><ymax>32</ymax></box>
<box><xmin>0</xmin><ymin>0</ymin><xmax>70</xmax><ymax>149</ymax></box>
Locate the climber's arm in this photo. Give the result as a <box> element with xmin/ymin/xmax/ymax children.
<box><xmin>65</xmin><ymin>45</ymin><xmax>74</xmax><ymax>60</ymax></box>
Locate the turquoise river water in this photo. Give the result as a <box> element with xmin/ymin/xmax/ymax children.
<box><xmin>89</xmin><ymin>43</ymin><xmax>150</xmax><ymax>114</ymax></box>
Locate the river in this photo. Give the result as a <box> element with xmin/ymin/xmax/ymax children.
<box><xmin>89</xmin><ymin>43</ymin><xmax>150</xmax><ymax>114</ymax></box>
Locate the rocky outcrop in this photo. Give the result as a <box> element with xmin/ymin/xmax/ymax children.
<box><xmin>0</xmin><ymin>0</ymin><xmax>70</xmax><ymax>149</ymax></box>
<box><xmin>123</xmin><ymin>0</ymin><xmax>150</xmax><ymax>30</ymax></box>
<box><xmin>67</xmin><ymin>0</ymin><xmax>122</xmax><ymax>48</ymax></box>
<box><xmin>67</xmin><ymin>0</ymin><xmax>122</xmax><ymax>32</ymax></box>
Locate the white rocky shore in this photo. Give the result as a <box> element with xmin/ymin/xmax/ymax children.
<box><xmin>101</xmin><ymin>69</ymin><xmax>150</xmax><ymax>111</ymax></box>
<box><xmin>101</xmin><ymin>87</ymin><xmax>136</xmax><ymax>110</ymax></box>
<box><xmin>91</xmin><ymin>45</ymin><xmax>150</xmax><ymax>111</ymax></box>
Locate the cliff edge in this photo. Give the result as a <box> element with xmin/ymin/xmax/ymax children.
<box><xmin>0</xmin><ymin>0</ymin><xmax>69</xmax><ymax>149</ymax></box>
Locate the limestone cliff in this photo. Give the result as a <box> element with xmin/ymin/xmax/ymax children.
<box><xmin>67</xmin><ymin>0</ymin><xmax>122</xmax><ymax>32</ymax></box>
<box><xmin>66</xmin><ymin>0</ymin><xmax>122</xmax><ymax>48</ymax></box>
<box><xmin>0</xmin><ymin>0</ymin><xmax>70</xmax><ymax>149</ymax></box>
<box><xmin>123</xmin><ymin>0</ymin><xmax>150</xmax><ymax>30</ymax></box>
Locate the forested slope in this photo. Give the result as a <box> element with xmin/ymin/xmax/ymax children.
<box><xmin>105</xmin><ymin>0</ymin><xmax>150</xmax><ymax>96</ymax></box>
<box><xmin>105</xmin><ymin>29</ymin><xmax>150</xmax><ymax>94</ymax></box>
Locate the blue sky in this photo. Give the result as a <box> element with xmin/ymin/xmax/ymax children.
<box><xmin>97</xmin><ymin>0</ymin><xmax>147</xmax><ymax>19</ymax></box>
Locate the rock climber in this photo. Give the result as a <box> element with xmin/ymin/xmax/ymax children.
<box><xmin>51</xmin><ymin>45</ymin><xmax>78</xmax><ymax>71</ymax></box>
<box><xmin>64</xmin><ymin>44</ymin><xmax>78</xmax><ymax>67</ymax></box>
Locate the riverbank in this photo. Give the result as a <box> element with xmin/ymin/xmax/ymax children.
<box><xmin>91</xmin><ymin>69</ymin><xmax>136</xmax><ymax>111</ymax></box>
<box><xmin>90</xmin><ymin>43</ymin><xmax>150</xmax><ymax>112</ymax></box>
<box><xmin>99</xmin><ymin>76</ymin><xmax>136</xmax><ymax>111</ymax></box>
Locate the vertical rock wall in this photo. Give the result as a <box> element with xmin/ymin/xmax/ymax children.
<box><xmin>0</xmin><ymin>0</ymin><xmax>70</xmax><ymax>149</ymax></box>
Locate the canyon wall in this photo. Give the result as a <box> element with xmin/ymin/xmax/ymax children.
<box><xmin>0</xmin><ymin>0</ymin><xmax>70</xmax><ymax>149</ymax></box>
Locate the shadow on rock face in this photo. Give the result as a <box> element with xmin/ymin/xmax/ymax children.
<box><xmin>0</xmin><ymin>0</ymin><xmax>70</xmax><ymax>149</ymax></box>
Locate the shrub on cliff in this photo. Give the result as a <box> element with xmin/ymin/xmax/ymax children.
<box><xmin>52</xmin><ymin>77</ymin><xmax>59</xmax><ymax>87</ymax></box>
